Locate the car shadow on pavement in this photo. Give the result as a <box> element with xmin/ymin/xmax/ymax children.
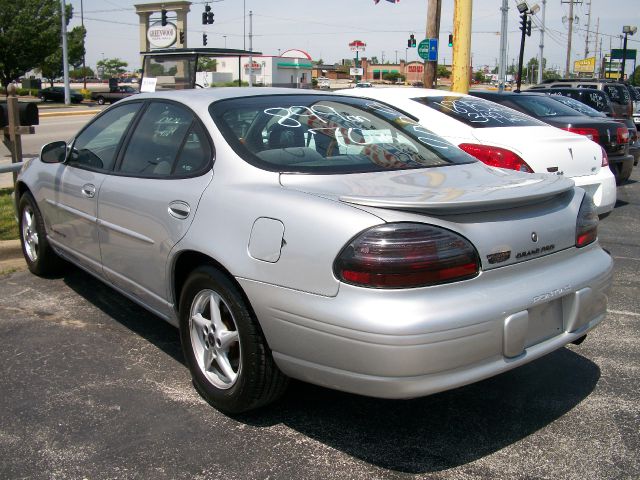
<box><xmin>62</xmin><ymin>267</ymin><xmax>601</xmax><ymax>475</ymax></box>
<box><xmin>248</xmin><ymin>349</ymin><xmax>600</xmax><ymax>474</ymax></box>
<box><xmin>63</xmin><ymin>267</ymin><xmax>184</xmax><ymax>364</ymax></box>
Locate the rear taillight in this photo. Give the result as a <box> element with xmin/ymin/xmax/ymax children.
<box><xmin>561</xmin><ymin>127</ymin><xmax>600</xmax><ymax>144</ymax></box>
<box><xmin>334</xmin><ymin>223</ymin><xmax>480</xmax><ymax>289</ymax></box>
<box><xmin>458</xmin><ymin>143</ymin><xmax>533</xmax><ymax>173</ymax></box>
<box><xmin>576</xmin><ymin>194</ymin><xmax>598</xmax><ymax>248</ymax></box>
<box><xmin>600</xmin><ymin>146</ymin><xmax>609</xmax><ymax>167</ymax></box>
<box><xmin>617</xmin><ymin>127</ymin><xmax>630</xmax><ymax>144</ymax></box>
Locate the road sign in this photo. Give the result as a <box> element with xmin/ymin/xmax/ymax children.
<box><xmin>611</xmin><ymin>48</ymin><xmax>637</xmax><ymax>61</ymax></box>
<box><xmin>418</xmin><ymin>38</ymin><xmax>438</xmax><ymax>61</ymax></box>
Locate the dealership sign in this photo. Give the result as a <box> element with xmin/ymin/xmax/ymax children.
<box><xmin>573</xmin><ymin>57</ymin><xmax>596</xmax><ymax>73</ymax></box>
<box><xmin>147</xmin><ymin>21</ymin><xmax>177</xmax><ymax>48</ymax></box>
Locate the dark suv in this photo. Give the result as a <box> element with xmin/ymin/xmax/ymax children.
<box><xmin>530</xmin><ymin>79</ymin><xmax>633</xmax><ymax>119</ymax></box>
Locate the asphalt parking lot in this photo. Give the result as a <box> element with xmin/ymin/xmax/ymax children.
<box><xmin>1</xmin><ymin>170</ymin><xmax>639</xmax><ymax>480</ymax></box>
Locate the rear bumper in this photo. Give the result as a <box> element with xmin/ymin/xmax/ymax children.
<box><xmin>240</xmin><ymin>244</ymin><xmax>613</xmax><ymax>399</ymax></box>
<box><xmin>572</xmin><ymin>168</ymin><xmax>616</xmax><ymax>215</ymax></box>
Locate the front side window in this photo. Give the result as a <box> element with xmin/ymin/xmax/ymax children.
<box><xmin>119</xmin><ymin>102</ymin><xmax>210</xmax><ymax>177</ymax></box>
<box><xmin>414</xmin><ymin>95</ymin><xmax>545</xmax><ymax>128</ymax></box>
<box><xmin>69</xmin><ymin>102</ymin><xmax>141</xmax><ymax>171</ymax></box>
<box><xmin>210</xmin><ymin>94</ymin><xmax>475</xmax><ymax>174</ymax></box>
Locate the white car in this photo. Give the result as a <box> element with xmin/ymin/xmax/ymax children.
<box><xmin>339</xmin><ymin>87</ymin><xmax>617</xmax><ymax>216</ymax></box>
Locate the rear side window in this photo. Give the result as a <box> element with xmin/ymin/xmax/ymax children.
<box><xmin>119</xmin><ymin>102</ymin><xmax>211</xmax><ymax>177</ymax></box>
<box><xmin>210</xmin><ymin>94</ymin><xmax>475</xmax><ymax>174</ymax></box>
<box><xmin>414</xmin><ymin>95</ymin><xmax>545</xmax><ymax>128</ymax></box>
<box><xmin>602</xmin><ymin>85</ymin><xmax>627</xmax><ymax>104</ymax></box>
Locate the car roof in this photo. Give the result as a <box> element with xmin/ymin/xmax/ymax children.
<box><xmin>337</xmin><ymin>87</ymin><xmax>466</xmax><ymax>100</ymax></box>
<box><xmin>120</xmin><ymin>87</ymin><xmax>335</xmax><ymax>112</ymax></box>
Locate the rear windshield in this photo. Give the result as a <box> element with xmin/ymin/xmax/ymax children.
<box><xmin>507</xmin><ymin>95</ymin><xmax>584</xmax><ymax>118</ymax></box>
<box><xmin>585</xmin><ymin>84</ymin><xmax>629</xmax><ymax>105</ymax></box>
<box><xmin>209</xmin><ymin>95</ymin><xmax>475</xmax><ymax>174</ymax></box>
<box><xmin>545</xmin><ymin>89</ymin><xmax>611</xmax><ymax>112</ymax></box>
<box><xmin>545</xmin><ymin>93</ymin><xmax>605</xmax><ymax>117</ymax></box>
<box><xmin>412</xmin><ymin>95</ymin><xmax>545</xmax><ymax>128</ymax></box>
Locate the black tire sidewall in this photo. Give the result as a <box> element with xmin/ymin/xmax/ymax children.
<box><xmin>179</xmin><ymin>266</ymin><xmax>263</xmax><ymax>414</ymax></box>
<box><xmin>18</xmin><ymin>192</ymin><xmax>59</xmax><ymax>276</ymax></box>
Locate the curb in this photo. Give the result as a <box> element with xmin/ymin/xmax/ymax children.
<box><xmin>39</xmin><ymin>110</ymin><xmax>101</xmax><ymax>118</ymax></box>
<box><xmin>0</xmin><ymin>239</ymin><xmax>25</xmax><ymax>274</ymax></box>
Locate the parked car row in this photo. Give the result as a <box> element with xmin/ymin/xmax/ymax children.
<box><xmin>37</xmin><ymin>84</ymin><xmax>139</xmax><ymax>105</ymax></box>
<box><xmin>15</xmin><ymin>86</ymin><xmax>614</xmax><ymax>414</ymax></box>
<box><xmin>529</xmin><ymin>79</ymin><xmax>640</xmax><ymax>167</ymax></box>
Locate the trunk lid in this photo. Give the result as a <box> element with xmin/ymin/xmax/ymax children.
<box><xmin>280</xmin><ymin>162</ymin><xmax>574</xmax><ymax>215</ymax></box>
<box><xmin>471</xmin><ymin>126</ymin><xmax>602</xmax><ymax>179</ymax></box>
<box><xmin>281</xmin><ymin>163</ymin><xmax>580</xmax><ymax>271</ymax></box>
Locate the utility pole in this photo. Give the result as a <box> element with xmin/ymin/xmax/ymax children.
<box><xmin>248</xmin><ymin>10</ymin><xmax>253</xmax><ymax>87</ymax></box>
<box><xmin>564</xmin><ymin>0</ymin><xmax>574</xmax><ymax>77</ymax></box>
<box><xmin>423</xmin><ymin>0</ymin><xmax>442</xmax><ymax>88</ymax></box>
<box><xmin>498</xmin><ymin>0</ymin><xmax>508</xmax><ymax>91</ymax></box>
<box><xmin>60</xmin><ymin>0</ymin><xmax>70</xmax><ymax>105</ymax></box>
<box><xmin>594</xmin><ymin>17</ymin><xmax>600</xmax><ymax>74</ymax></box>
<box><xmin>537</xmin><ymin>0</ymin><xmax>546</xmax><ymax>84</ymax></box>
<box><xmin>81</xmin><ymin>0</ymin><xmax>86</xmax><ymax>90</ymax></box>
<box><xmin>451</xmin><ymin>0</ymin><xmax>472</xmax><ymax>94</ymax></box>
<box><xmin>584</xmin><ymin>0</ymin><xmax>592</xmax><ymax>58</ymax></box>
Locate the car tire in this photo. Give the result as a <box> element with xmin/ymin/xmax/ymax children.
<box><xmin>96</xmin><ymin>96</ymin><xmax>106</xmax><ymax>105</ymax></box>
<box><xmin>179</xmin><ymin>265</ymin><xmax>288</xmax><ymax>414</ymax></box>
<box><xmin>18</xmin><ymin>192</ymin><xmax>64</xmax><ymax>276</ymax></box>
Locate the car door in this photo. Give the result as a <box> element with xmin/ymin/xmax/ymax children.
<box><xmin>45</xmin><ymin>102</ymin><xmax>142</xmax><ymax>275</ymax></box>
<box><xmin>97</xmin><ymin>100</ymin><xmax>214</xmax><ymax>316</ymax></box>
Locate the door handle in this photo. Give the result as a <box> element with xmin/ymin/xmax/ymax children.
<box><xmin>81</xmin><ymin>184</ymin><xmax>96</xmax><ymax>198</ymax></box>
<box><xmin>168</xmin><ymin>201</ymin><xmax>190</xmax><ymax>219</ymax></box>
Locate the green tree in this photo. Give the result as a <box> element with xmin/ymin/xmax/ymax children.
<box><xmin>97</xmin><ymin>58</ymin><xmax>128</xmax><ymax>78</ymax></box>
<box><xmin>437</xmin><ymin>64</ymin><xmax>450</xmax><ymax>78</ymax></box>
<box><xmin>0</xmin><ymin>0</ymin><xmax>66</xmax><ymax>88</ymax></box>
<box><xmin>631</xmin><ymin>66</ymin><xmax>640</xmax><ymax>86</ymax></box>
<box><xmin>40</xmin><ymin>25</ymin><xmax>86</xmax><ymax>86</ymax></box>
<box><xmin>473</xmin><ymin>71</ymin><xmax>486</xmax><ymax>83</ymax></box>
<box><xmin>197</xmin><ymin>57</ymin><xmax>217</xmax><ymax>71</ymax></box>
<box><xmin>69</xmin><ymin>66</ymin><xmax>95</xmax><ymax>80</ymax></box>
<box><xmin>370</xmin><ymin>56</ymin><xmax>380</xmax><ymax>65</ymax></box>
<box><xmin>383</xmin><ymin>72</ymin><xmax>402</xmax><ymax>83</ymax></box>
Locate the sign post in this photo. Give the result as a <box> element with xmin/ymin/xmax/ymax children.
<box><xmin>349</xmin><ymin>40</ymin><xmax>367</xmax><ymax>83</ymax></box>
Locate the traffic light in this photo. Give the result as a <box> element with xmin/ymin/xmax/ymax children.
<box><xmin>407</xmin><ymin>34</ymin><xmax>416</xmax><ymax>48</ymax></box>
<box><xmin>161</xmin><ymin>9</ymin><xmax>167</xmax><ymax>26</ymax></box>
<box><xmin>203</xmin><ymin>33</ymin><xmax>208</xmax><ymax>46</ymax></box>
<box><xmin>179</xmin><ymin>31</ymin><xmax>184</xmax><ymax>44</ymax></box>
<box><xmin>202</xmin><ymin>5</ymin><xmax>214</xmax><ymax>25</ymax></box>
<box><xmin>448</xmin><ymin>34</ymin><xmax>453</xmax><ymax>47</ymax></box>
<box><xmin>519</xmin><ymin>13</ymin><xmax>531</xmax><ymax>37</ymax></box>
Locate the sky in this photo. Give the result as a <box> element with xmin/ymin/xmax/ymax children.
<box><xmin>68</xmin><ymin>0</ymin><xmax>640</xmax><ymax>75</ymax></box>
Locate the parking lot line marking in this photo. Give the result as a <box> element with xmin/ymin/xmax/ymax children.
<box><xmin>607</xmin><ymin>309</ymin><xmax>640</xmax><ymax>317</ymax></box>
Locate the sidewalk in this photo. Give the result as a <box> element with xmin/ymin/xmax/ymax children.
<box><xmin>0</xmin><ymin>239</ymin><xmax>25</xmax><ymax>274</ymax></box>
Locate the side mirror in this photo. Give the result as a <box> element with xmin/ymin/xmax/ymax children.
<box><xmin>40</xmin><ymin>141</ymin><xmax>67</xmax><ymax>164</ymax></box>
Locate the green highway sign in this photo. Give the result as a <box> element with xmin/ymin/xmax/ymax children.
<box><xmin>418</xmin><ymin>38</ymin><xmax>438</xmax><ymax>61</ymax></box>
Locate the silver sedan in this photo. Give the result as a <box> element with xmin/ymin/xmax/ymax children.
<box><xmin>15</xmin><ymin>88</ymin><xmax>613</xmax><ymax>413</ymax></box>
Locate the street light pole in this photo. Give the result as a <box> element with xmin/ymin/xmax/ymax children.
<box><xmin>60</xmin><ymin>0</ymin><xmax>70</xmax><ymax>105</ymax></box>
<box><xmin>620</xmin><ymin>26</ymin><xmax>637</xmax><ymax>81</ymax></box>
<box><xmin>81</xmin><ymin>0</ymin><xmax>87</xmax><ymax>90</ymax></box>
